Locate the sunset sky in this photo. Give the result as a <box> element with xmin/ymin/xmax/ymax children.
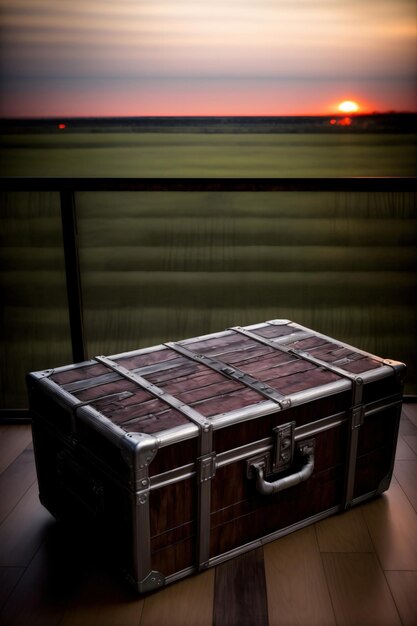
<box><xmin>0</xmin><ymin>0</ymin><xmax>416</xmax><ymax>117</ymax></box>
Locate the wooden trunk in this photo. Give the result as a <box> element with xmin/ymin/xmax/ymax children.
<box><xmin>27</xmin><ymin>319</ymin><xmax>405</xmax><ymax>592</ymax></box>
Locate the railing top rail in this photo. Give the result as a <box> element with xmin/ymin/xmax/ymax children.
<box><xmin>0</xmin><ymin>177</ymin><xmax>416</xmax><ymax>192</ymax></box>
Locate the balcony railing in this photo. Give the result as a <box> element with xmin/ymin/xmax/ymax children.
<box><xmin>1</xmin><ymin>176</ymin><xmax>416</xmax><ymax>421</ymax></box>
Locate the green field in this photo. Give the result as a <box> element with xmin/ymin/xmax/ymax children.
<box><xmin>1</xmin><ymin>131</ymin><xmax>416</xmax><ymax>407</ymax></box>
<box><xmin>1</xmin><ymin>132</ymin><xmax>416</xmax><ymax>177</ymax></box>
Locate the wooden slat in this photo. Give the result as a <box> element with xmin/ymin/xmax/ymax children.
<box><xmin>140</xmin><ymin>570</ymin><xmax>214</xmax><ymax>626</ymax></box>
<box><xmin>362</xmin><ymin>482</ymin><xmax>417</xmax><ymax>570</ymax></box>
<box><xmin>0</xmin><ymin>426</ymin><xmax>32</xmax><ymax>474</ymax></box>
<box><xmin>322</xmin><ymin>553</ymin><xmax>402</xmax><ymax>626</ymax></box>
<box><xmin>315</xmin><ymin>507</ymin><xmax>374</xmax><ymax>553</ymax></box>
<box><xmin>0</xmin><ymin>448</ymin><xmax>37</xmax><ymax>524</ymax></box>
<box><xmin>264</xmin><ymin>526</ymin><xmax>336</xmax><ymax>626</ymax></box>
<box><xmin>385</xmin><ymin>571</ymin><xmax>417</xmax><ymax>626</ymax></box>
<box><xmin>213</xmin><ymin>548</ymin><xmax>268</xmax><ymax>626</ymax></box>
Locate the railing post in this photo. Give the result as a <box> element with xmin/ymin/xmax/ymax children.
<box><xmin>60</xmin><ymin>190</ymin><xmax>87</xmax><ymax>363</ymax></box>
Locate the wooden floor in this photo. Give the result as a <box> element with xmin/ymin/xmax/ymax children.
<box><xmin>1</xmin><ymin>405</ymin><xmax>417</xmax><ymax>626</ymax></box>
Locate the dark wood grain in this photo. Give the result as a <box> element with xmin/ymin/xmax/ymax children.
<box><xmin>213</xmin><ymin>547</ymin><xmax>268</xmax><ymax>626</ymax></box>
<box><xmin>213</xmin><ymin>392</ymin><xmax>350</xmax><ymax>453</ymax></box>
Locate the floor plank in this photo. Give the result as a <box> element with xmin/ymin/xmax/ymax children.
<box><xmin>322</xmin><ymin>553</ymin><xmax>402</xmax><ymax>626</ymax></box>
<box><xmin>315</xmin><ymin>506</ymin><xmax>374</xmax><ymax>553</ymax></box>
<box><xmin>395</xmin><ymin>436</ymin><xmax>417</xmax><ymax>460</ymax></box>
<box><xmin>362</xmin><ymin>482</ymin><xmax>417</xmax><ymax>570</ymax></box>
<box><xmin>399</xmin><ymin>415</ymin><xmax>417</xmax><ymax>436</ymax></box>
<box><xmin>0</xmin><ymin>448</ymin><xmax>37</xmax><ymax>524</ymax></box>
<box><xmin>213</xmin><ymin>548</ymin><xmax>268</xmax><ymax>626</ymax></box>
<box><xmin>394</xmin><ymin>459</ymin><xmax>417</xmax><ymax>512</ymax></box>
<box><xmin>0</xmin><ymin>481</ymin><xmax>54</xmax><ymax>567</ymax></box>
<box><xmin>0</xmin><ymin>525</ymin><xmax>82</xmax><ymax>626</ymax></box>
<box><xmin>264</xmin><ymin>526</ymin><xmax>336</xmax><ymax>626</ymax></box>
<box><xmin>0</xmin><ymin>568</ymin><xmax>24</xmax><ymax>611</ymax></box>
<box><xmin>59</xmin><ymin>563</ymin><xmax>144</xmax><ymax>626</ymax></box>
<box><xmin>140</xmin><ymin>569</ymin><xmax>214</xmax><ymax>626</ymax></box>
<box><xmin>403</xmin><ymin>435</ymin><xmax>417</xmax><ymax>455</ymax></box>
<box><xmin>0</xmin><ymin>426</ymin><xmax>32</xmax><ymax>474</ymax></box>
<box><xmin>385</xmin><ymin>571</ymin><xmax>417</xmax><ymax>626</ymax></box>
<box><xmin>402</xmin><ymin>404</ymin><xmax>417</xmax><ymax>429</ymax></box>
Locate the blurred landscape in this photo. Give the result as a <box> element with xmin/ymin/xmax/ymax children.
<box><xmin>0</xmin><ymin>115</ymin><xmax>416</xmax><ymax>407</ymax></box>
<box><xmin>1</xmin><ymin>114</ymin><xmax>416</xmax><ymax>178</ymax></box>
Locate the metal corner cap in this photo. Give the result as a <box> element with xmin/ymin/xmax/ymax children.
<box><xmin>137</xmin><ymin>570</ymin><xmax>165</xmax><ymax>593</ymax></box>
<box><xmin>122</xmin><ymin>433</ymin><xmax>159</xmax><ymax>454</ymax></box>
<box><xmin>128</xmin><ymin>432</ymin><xmax>160</xmax><ymax>466</ymax></box>
<box><xmin>383</xmin><ymin>359</ymin><xmax>407</xmax><ymax>373</ymax></box>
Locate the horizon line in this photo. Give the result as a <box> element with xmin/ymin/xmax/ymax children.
<box><xmin>1</xmin><ymin>111</ymin><xmax>416</xmax><ymax>122</ymax></box>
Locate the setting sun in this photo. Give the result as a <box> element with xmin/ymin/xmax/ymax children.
<box><xmin>338</xmin><ymin>100</ymin><xmax>360</xmax><ymax>113</ymax></box>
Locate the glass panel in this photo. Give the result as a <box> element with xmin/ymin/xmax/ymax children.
<box><xmin>0</xmin><ymin>192</ymin><xmax>72</xmax><ymax>409</ymax></box>
<box><xmin>77</xmin><ymin>190</ymin><xmax>417</xmax><ymax>393</ymax></box>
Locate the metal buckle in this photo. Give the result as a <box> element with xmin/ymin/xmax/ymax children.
<box><xmin>272</xmin><ymin>422</ymin><xmax>296</xmax><ymax>473</ymax></box>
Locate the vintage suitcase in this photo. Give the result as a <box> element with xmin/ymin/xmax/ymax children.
<box><xmin>27</xmin><ymin>319</ymin><xmax>405</xmax><ymax>593</ymax></box>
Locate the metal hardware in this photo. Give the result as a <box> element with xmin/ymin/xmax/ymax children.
<box><xmin>137</xmin><ymin>570</ymin><xmax>166</xmax><ymax>593</ymax></box>
<box><xmin>246</xmin><ymin>453</ymin><xmax>271</xmax><ymax>479</ymax></box>
<box><xmin>246</xmin><ymin>421</ymin><xmax>295</xmax><ymax>479</ymax></box>
<box><xmin>352</xmin><ymin>405</ymin><xmax>365</xmax><ymax>429</ymax></box>
<box><xmin>165</xmin><ymin>341</ymin><xmax>288</xmax><ymax>408</ymax></box>
<box><xmin>272</xmin><ymin>422</ymin><xmax>296</xmax><ymax>473</ymax></box>
<box><xmin>247</xmin><ymin>323</ymin><xmax>370</xmax><ymax>511</ymax></box>
<box><xmin>383</xmin><ymin>359</ymin><xmax>407</xmax><ymax>383</ymax></box>
<box><xmin>197</xmin><ymin>452</ymin><xmax>216</xmax><ymax>483</ymax></box>
<box><xmin>343</xmin><ymin>380</ymin><xmax>364</xmax><ymax>509</ymax></box>
<box><xmin>249</xmin><ymin>439</ymin><xmax>315</xmax><ymax>496</ymax></box>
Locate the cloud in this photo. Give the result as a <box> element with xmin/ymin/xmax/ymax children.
<box><xmin>0</xmin><ymin>0</ymin><xmax>416</xmax><ymax>115</ymax></box>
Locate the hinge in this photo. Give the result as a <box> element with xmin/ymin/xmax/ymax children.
<box><xmin>351</xmin><ymin>405</ymin><xmax>365</xmax><ymax>429</ymax></box>
<box><xmin>197</xmin><ymin>452</ymin><xmax>216</xmax><ymax>483</ymax></box>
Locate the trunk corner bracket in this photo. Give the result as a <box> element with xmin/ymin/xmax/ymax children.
<box><xmin>137</xmin><ymin>570</ymin><xmax>165</xmax><ymax>593</ymax></box>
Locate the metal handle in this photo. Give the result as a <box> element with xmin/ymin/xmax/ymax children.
<box><xmin>251</xmin><ymin>441</ymin><xmax>315</xmax><ymax>496</ymax></box>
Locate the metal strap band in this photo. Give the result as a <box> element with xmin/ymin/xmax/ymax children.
<box><xmin>165</xmin><ymin>341</ymin><xmax>288</xmax><ymax>408</ymax></box>
<box><xmin>230</xmin><ymin>324</ymin><xmax>364</xmax><ymax>509</ymax></box>
<box><xmin>95</xmin><ymin>354</ymin><xmax>216</xmax><ymax>574</ymax></box>
<box><xmin>94</xmin><ymin>355</ymin><xmax>212</xmax><ymax>444</ymax></box>
<box><xmin>278</xmin><ymin>320</ymin><xmax>387</xmax><ymax>364</ymax></box>
<box><xmin>230</xmin><ymin>325</ymin><xmax>294</xmax><ymax>355</ymax></box>
<box><xmin>231</xmin><ymin>325</ymin><xmax>364</xmax><ymax>388</ymax></box>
